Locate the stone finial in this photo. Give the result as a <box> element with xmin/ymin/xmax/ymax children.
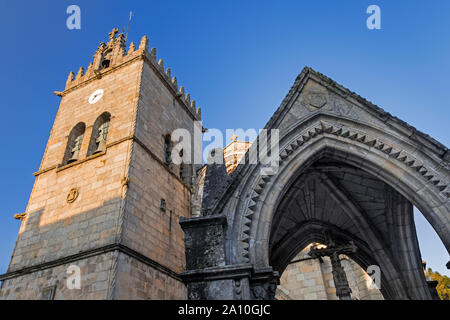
<box><xmin>108</xmin><ymin>28</ymin><xmax>119</xmax><ymax>42</ymax></box>
<box><xmin>116</xmin><ymin>33</ymin><xmax>126</xmax><ymax>48</ymax></box>
<box><xmin>139</xmin><ymin>35</ymin><xmax>149</xmax><ymax>51</ymax></box>
<box><xmin>65</xmin><ymin>71</ymin><xmax>75</xmax><ymax>88</ymax></box>
<box><xmin>158</xmin><ymin>59</ymin><xmax>164</xmax><ymax>71</ymax></box>
<box><xmin>172</xmin><ymin>77</ymin><xmax>178</xmax><ymax>88</ymax></box>
<box><xmin>128</xmin><ymin>42</ymin><xmax>136</xmax><ymax>53</ymax></box>
<box><xmin>186</xmin><ymin>93</ymin><xmax>191</xmax><ymax>104</ymax></box>
<box><xmin>75</xmin><ymin>67</ymin><xmax>84</xmax><ymax>80</ymax></box>
<box><xmin>86</xmin><ymin>62</ymin><xmax>93</xmax><ymax>75</ymax></box>
<box><xmin>196</xmin><ymin>107</ymin><xmax>201</xmax><ymax>116</ymax></box>
<box><xmin>67</xmin><ymin>71</ymin><xmax>75</xmax><ymax>83</ymax></box>
<box><xmin>150</xmin><ymin>47</ymin><xmax>157</xmax><ymax>61</ymax></box>
<box><xmin>191</xmin><ymin>100</ymin><xmax>196</xmax><ymax>109</ymax></box>
<box><xmin>179</xmin><ymin>86</ymin><xmax>185</xmax><ymax>95</ymax></box>
<box><xmin>97</xmin><ymin>42</ymin><xmax>106</xmax><ymax>54</ymax></box>
<box><xmin>166</xmin><ymin>68</ymin><xmax>171</xmax><ymax>79</ymax></box>
<box><xmin>117</xmin><ymin>46</ymin><xmax>126</xmax><ymax>58</ymax></box>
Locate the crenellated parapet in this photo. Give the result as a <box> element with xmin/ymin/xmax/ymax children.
<box><xmin>64</xmin><ymin>28</ymin><xmax>201</xmax><ymax>120</ymax></box>
<box><xmin>146</xmin><ymin>45</ymin><xmax>201</xmax><ymax>119</ymax></box>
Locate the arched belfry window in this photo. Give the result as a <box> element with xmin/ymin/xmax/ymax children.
<box><xmin>87</xmin><ymin>112</ymin><xmax>111</xmax><ymax>157</ymax></box>
<box><xmin>62</xmin><ymin>122</ymin><xmax>86</xmax><ymax>166</ymax></box>
<box><xmin>100</xmin><ymin>49</ymin><xmax>112</xmax><ymax>70</ymax></box>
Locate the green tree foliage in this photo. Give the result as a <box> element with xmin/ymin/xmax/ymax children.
<box><xmin>426</xmin><ymin>268</ymin><xmax>450</xmax><ymax>300</ymax></box>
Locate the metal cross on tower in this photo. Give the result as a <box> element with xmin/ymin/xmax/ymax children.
<box><xmin>308</xmin><ymin>232</ymin><xmax>357</xmax><ymax>300</ymax></box>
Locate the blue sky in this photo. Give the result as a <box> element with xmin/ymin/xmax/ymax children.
<box><xmin>0</xmin><ymin>0</ymin><xmax>448</xmax><ymax>277</ymax></box>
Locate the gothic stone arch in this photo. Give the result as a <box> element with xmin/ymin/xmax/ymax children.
<box><xmin>180</xmin><ymin>67</ymin><xmax>449</xmax><ymax>300</ymax></box>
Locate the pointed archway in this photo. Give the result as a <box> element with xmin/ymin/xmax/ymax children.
<box><xmin>180</xmin><ymin>67</ymin><xmax>449</xmax><ymax>300</ymax></box>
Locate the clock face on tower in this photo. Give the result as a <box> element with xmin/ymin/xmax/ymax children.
<box><xmin>88</xmin><ymin>89</ymin><xmax>104</xmax><ymax>104</ymax></box>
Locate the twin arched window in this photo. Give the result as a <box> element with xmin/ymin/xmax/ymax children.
<box><xmin>61</xmin><ymin>112</ymin><xmax>111</xmax><ymax>166</ymax></box>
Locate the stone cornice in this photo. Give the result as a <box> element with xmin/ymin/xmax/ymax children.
<box><xmin>180</xmin><ymin>264</ymin><xmax>253</xmax><ymax>283</ymax></box>
<box><xmin>33</xmin><ymin>134</ymin><xmax>190</xmax><ymax>190</ymax></box>
<box><xmin>179</xmin><ymin>214</ymin><xmax>227</xmax><ymax>230</ymax></box>
<box><xmin>0</xmin><ymin>243</ymin><xmax>182</xmax><ymax>283</ymax></box>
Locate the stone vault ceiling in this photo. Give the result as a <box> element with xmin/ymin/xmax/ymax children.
<box><xmin>269</xmin><ymin>158</ymin><xmax>396</xmax><ymax>272</ymax></box>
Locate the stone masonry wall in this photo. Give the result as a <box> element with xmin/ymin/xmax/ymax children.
<box><xmin>0</xmin><ymin>252</ymin><xmax>116</xmax><ymax>300</ymax></box>
<box><xmin>6</xmin><ymin>60</ymin><xmax>142</xmax><ymax>274</ymax></box>
<box><xmin>276</xmin><ymin>245</ymin><xmax>383</xmax><ymax>300</ymax></box>
<box><xmin>112</xmin><ymin>252</ymin><xmax>187</xmax><ymax>299</ymax></box>
<box><xmin>120</xmin><ymin>59</ymin><xmax>195</xmax><ymax>278</ymax></box>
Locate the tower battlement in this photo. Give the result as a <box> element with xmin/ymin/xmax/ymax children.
<box><xmin>64</xmin><ymin>28</ymin><xmax>201</xmax><ymax>120</ymax></box>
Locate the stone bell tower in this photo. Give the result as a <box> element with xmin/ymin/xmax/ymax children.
<box><xmin>0</xmin><ymin>28</ymin><xmax>201</xmax><ymax>299</ymax></box>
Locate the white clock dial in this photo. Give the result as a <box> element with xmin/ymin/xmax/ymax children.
<box><xmin>88</xmin><ymin>89</ymin><xmax>104</xmax><ymax>104</ymax></box>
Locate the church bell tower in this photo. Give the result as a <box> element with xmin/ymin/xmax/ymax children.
<box><xmin>0</xmin><ymin>28</ymin><xmax>201</xmax><ymax>299</ymax></box>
